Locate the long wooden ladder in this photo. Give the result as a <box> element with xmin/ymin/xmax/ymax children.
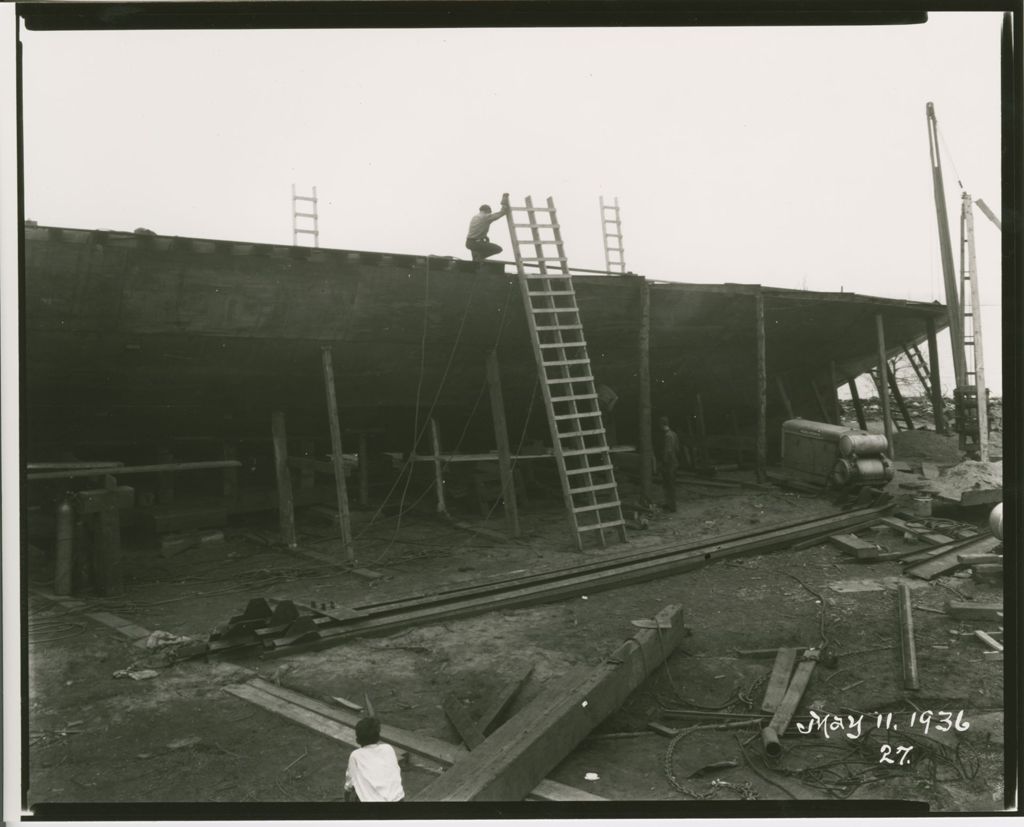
<box><xmin>599</xmin><ymin>196</ymin><xmax>627</xmax><ymax>274</ymax></box>
<box><xmin>902</xmin><ymin>342</ymin><xmax>933</xmax><ymax>398</ymax></box>
<box><xmin>957</xmin><ymin>192</ymin><xmax>989</xmax><ymax>459</ymax></box>
<box><xmin>505</xmin><ymin>196</ymin><xmax>627</xmax><ymax>550</ymax></box>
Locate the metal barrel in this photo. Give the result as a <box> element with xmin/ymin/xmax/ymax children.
<box><xmin>838</xmin><ymin>433</ymin><xmax>889</xmax><ymax>457</ymax></box>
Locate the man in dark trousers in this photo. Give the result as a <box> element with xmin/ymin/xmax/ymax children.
<box><xmin>659</xmin><ymin>416</ymin><xmax>680</xmax><ymax>512</ymax></box>
<box><xmin>466</xmin><ymin>193</ymin><xmax>510</xmax><ymax>261</ymax></box>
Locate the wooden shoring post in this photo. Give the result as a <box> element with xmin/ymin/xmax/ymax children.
<box><xmin>638</xmin><ymin>278</ymin><xmax>654</xmax><ymax>502</ymax></box>
<box><xmin>875</xmin><ymin>314</ymin><xmax>895</xmax><ymax>460</ymax></box>
<box><xmin>357</xmin><ymin>432</ymin><xmax>370</xmax><ymax>507</ymax></box>
<box><xmin>829</xmin><ymin>361</ymin><xmax>842</xmax><ymax>424</ymax></box>
<box><xmin>299</xmin><ymin>439</ymin><xmax>316</xmax><ymax>490</ymax></box>
<box><xmin>774</xmin><ymin>375</ymin><xmax>794</xmax><ymax>419</ymax></box>
<box><xmin>271</xmin><ymin>410</ymin><xmax>298</xmax><ymax>550</ymax></box>
<box><xmin>695</xmin><ymin>393</ymin><xmax>709</xmax><ymax>467</ymax></box>
<box><xmin>485</xmin><ymin>350</ymin><xmax>521</xmax><ymax>538</ymax></box>
<box><xmin>886</xmin><ymin>362</ymin><xmax>915</xmax><ymax>431</ymax></box>
<box><xmin>925</xmin><ymin>318</ymin><xmax>948</xmax><ymax>435</ymax></box>
<box><xmin>755</xmin><ymin>292</ymin><xmax>767</xmax><ymax>483</ymax></box>
<box><xmin>157</xmin><ymin>448</ymin><xmax>174</xmax><ymax>504</ymax></box>
<box><xmin>222</xmin><ymin>441</ymin><xmax>238</xmax><ymax>501</ymax></box>
<box><xmin>95</xmin><ymin>474</ymin><xmax>126</xmax><ymax>596</ymax></box>
<box><xmin>321</xmin><ymin>346</ymin><xmax>354</xmax><ymax>562</ymax></box>
<box><xmin>429</xmin><ymin>417</ymin><xmax>449</xmax><ymax>517</ymax></box>
<box><xmin>811</xmin><ymin>380</ymin><xmax>832</xmax><ymax>424</ymax></box>
<box><xmin>847</xmin><ymin>378</ymin><xmax>868</xmax><ymax>430</ymax></box>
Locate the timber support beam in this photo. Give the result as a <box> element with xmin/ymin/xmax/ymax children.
<box><xmin>412</xmin><ymin>604</ymin><xmax>685</xmax><ymax>801</ymax></box>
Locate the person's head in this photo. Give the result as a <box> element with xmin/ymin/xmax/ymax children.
<box><xmin>659</xmin><ymin>416</ymin><xmax>670</xmax><ymax>432</ymax></box>
<box><xmin>479</xmin><ymin>204</ymin><xmax>492</xmax><ymax>215</ymax></box>
<box><xmin>355</xmin><ymin>716</ymin><xmax>381</xmax><ymax>746</ymax></box>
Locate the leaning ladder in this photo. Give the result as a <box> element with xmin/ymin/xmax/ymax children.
<box><xmin>600</xmin><ymin>196</ymin><xmax>627</xmax><ymax>274</ymax></box>
<box><xmin>504</xmin><ymin>196</ymin><xmax>627</xmax><ymax>550</ymax></box>
<box><xmin>292</xmin><ymin>184</ymin><xmax>320</xmax><ymax>247</ymax></box>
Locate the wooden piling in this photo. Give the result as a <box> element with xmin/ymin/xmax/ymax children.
<box><xmin>485</xmin><ymin>350</ymin><xmax>520</xmax><ymax>538</ymax></box>
<box><xmin>829</xmin><ymin>361</ymin><xmax>842</xmax><ymax>424</ymax></box>
<box><xmin>429</xmin><ymin>418</ymin><xmax>448</xmax><ymax>516</ymax></box>
<box><xmin>358</xmin><ymin>432</ymin><xmax>370</xmax><ymax>507</ymax></box>
<box><xmin>271</xmin><ymin>410</ymin><xmax>298</xmax><ymax>550</ymax></box>
<box><xmin>897</xmin><ymin>584</ymin><xmax>920</xmax><ymax>691</ymax></box>
<box><xmin>638</xmin><ymin>279</ymin><xmax>654</xmax><ymax>502</ymax></box>
<box><xmin>847</xmin><ymin>379</ymin><xmax>868</xmax><ymax>430</ymax></box>
<box><xmin>774</xmin><ymin>375</ymin><xmax>794</xmax><ymax>419</ymax></box>
<box><xmin>755</xmin><ymin>292</ymin><xmax>767</xmax><ymax>483</ymax></box>
<box><xmin>875</xmin><ymin>314</ymin><xmax>895</xmax><ymax>460</ymax></box>
<box><xmin>321</xmin><ymin>346</ymin><xmax>354</xmax><ymax>562</ymax></box>
<box><xmin>925</xmin><ymin>317</ymin><xmax>948</xmax><ymax>435</ymax></box>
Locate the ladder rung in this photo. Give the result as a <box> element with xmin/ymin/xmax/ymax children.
<box><xmin>510</xmin><ymin>206</ymin><xmax>555</xmax><ymax>213</ymax></box>
<box><xmin>554</xmin><ymin>411</ymin><xmax>601</xmax><ymax>420</ymax></box>
<box><xmin>293</xmin><ymin>195</ymin><xmax>317</xmax><ymax>202</ymax></box>
<box><xmin>539</xmin><ymin>341</ymin><xmax>585</xmax><ymax>349</ymax></box>
<box><xmin>565</xmin><ymin>464</ymin><xmax>613</xmax><ymax>475</ymax></box>
<box><xmin>544</xmin><ymin>358</ymin><xmax>591</xmax><ymax>366</ymax></box>
<box><xmin>562</xmin><ymin>447</ymin><xmax>609</xmax><ymax>457</ymax></box>
<box><xmin>520</xmin><ymin>256</ymin><xmax>567</xmax><ymax>263</ymax></box>
<box><xmin>294</xmin><ymin>228</ymin><xmax>318</xmax><ymax>235</ymax></box>
<box><xmin>560</xmin><ymin>428</ymin><xmax>606</xmax><ymax>439</ymax></box>
<box><xmin>535</xmin><ymin>324</ymin><xmax>582</xmax><ymax>331</ymax></box>
<box><xmin>570</xmin><ymin>482</ymin><xmax>618</xmax><ymax>494</ymax></box>
<box><xmin>513</xmin><ymin>223</ymin><xmax>559</xmax><ymax>229</ymax></box>
<box><xmin>525</xmin><ymin>273</ymin><xmax>570</xmax><ymax>279</ymax></box>
<box><xmin>577</xmin><ymin>519</ymin><xmax>626</xmax><ymax>532</ymax></box>
<box><xmin>532</xmin><ymin>307</ymin><xmax>579</xmax><ymax>315</ymax></box>
<box><xmin>528</xmin><ymin>290</ymin><xmax>576</xmax><ymax>297</ymax></box>
<box><xmin>573</xmin><ymin>501</ymin><xmax>622</xmax><ymax>514</ymax></box>
<box><xmin>547</xmin><ymin>375</ymin><xmax>595</xmax><ymax>384</ymax></box>
<box><xmin>550</xmin><ymin>394</ymin><xmax>598</xmax><ymax>403</ymax></box>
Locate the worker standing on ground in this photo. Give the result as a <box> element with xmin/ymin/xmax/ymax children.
<box><xmin>344</xmin><ymin>717</ymin><xmax>405</xmax><ymax>802</ymax></box>
<box><xmin>659</xmin><ymin>416</ymin><xmax>680</xmax><ymax>513</ymax></box>
<box><xmin>465</xmin><ymin>193</ymin><xmax>510</xmax><ymax>261</ymax></box>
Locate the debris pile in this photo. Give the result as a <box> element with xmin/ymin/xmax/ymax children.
<box><xmin>891</xmin><ymin>429</ymin><xmax>963</xmax><ymax>465</ymax></box>
<box><xmin>929</xmin><ymin>460</ymin><xmax>1002</xmax><ymax>504</ymax></box>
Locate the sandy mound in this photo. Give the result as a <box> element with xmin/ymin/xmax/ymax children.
<box><xmin>929</xmin><ymin>460</ymin><xmax>1003</xmax><ymax>502</ymax></box>
<box><xmin>892</xmin><ymin>429</ymin><xmax>964</xmax><ymax>465</ymax></box>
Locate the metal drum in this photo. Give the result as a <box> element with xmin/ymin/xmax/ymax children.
<box><xmin>838</xmin><ymin>433</ymin><xmax>889</xmax><ymax>458</ymax></box>
<box><xmin>989</xmin><ymin>503</ymin><xmax>1003</xmax><ymax>541</ymax></box>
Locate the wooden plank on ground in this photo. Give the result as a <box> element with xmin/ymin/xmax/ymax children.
<box><xmin>946</xmin><ymin>602</ymin><xmax>1003</xmax><ymax>622</ymax></box>
<box><xmin>443</xmin><ymin>695</ymin><xmax>485</xmax><ymax>750</ymax></box>
<box><xmin>828</xmin><ymin>534</ymin><xmax>879</xmax><ymax>560</ymax></box>
<box><xmin>226</xmin><ymin>679</ymin><xmax>603</xmax><ymax>801</ymax></box>
<box><xmin>412</xmin><ymin>604</ymin><xmax>685</xmax><ymax>801</ymax></box>
<box><xmin>904</xmin><ymin>535</ymin><xmax>1001</xmax><ymax>580</ymax></box>
<box><xmin>475</xmin><ymin>664</ymin><xmax>535</xmax><ymax>736</ymax></box>
<box><xmin>761</xmin><ymin>648</ymin><xmax>798</xmax><ymax>713</ymax></box>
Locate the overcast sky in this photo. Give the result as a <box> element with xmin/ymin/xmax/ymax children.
<box><xmin>19</xmin><ymin>12</ymin><xmax>1005</xmax><ymax>394</ymax></box>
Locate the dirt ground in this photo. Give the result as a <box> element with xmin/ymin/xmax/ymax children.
<box><xmin>23</xmin><ymin>432</ymin><xmax>1007</xmax><ymax>812</ymax></box>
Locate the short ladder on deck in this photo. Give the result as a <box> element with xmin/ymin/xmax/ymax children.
<box><xmin>292</xmin><ymin>184</ymin><xmax>320</xmax><ymax>247</ymax></box>
<box><xmin>600</xmin><ymin>196</ymin><xmax>627</xmax><ymax>274</ymax></box>
<box><xmin>505</xmin><ymin>195</ymin><xmax>627</xmax><ymax>550</ymax></box>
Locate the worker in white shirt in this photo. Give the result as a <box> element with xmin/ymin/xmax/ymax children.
<box><xmin>465</xmin><ymin>193</ymin><xmax>510</xmax><ymax>261</ymax></box>
<box><xmin>344</xmin><ymin>717</ymin><xmax>405</xmax><ymax>802</ymax></box>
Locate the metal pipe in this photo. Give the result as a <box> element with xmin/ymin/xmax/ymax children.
<box><xmin>897</xmin><ymin>584</ymin><xmax>920</xmax><ymax>691</ymax></box>
<box><xmin>761</xmin><ymin>727</ymin><xmax>782</xmax><ymax>758</ymax></box>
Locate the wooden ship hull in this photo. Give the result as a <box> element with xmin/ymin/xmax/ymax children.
<box><xmin>23</xmin><ymin>225</ymin><xmax>949</xmax><ymax>467</ymax></box>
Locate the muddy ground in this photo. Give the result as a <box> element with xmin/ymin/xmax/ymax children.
<box><xmin>23</xmin><ymin>430</ymin><xmax>1007</xmax><ymax>813</ymax></box>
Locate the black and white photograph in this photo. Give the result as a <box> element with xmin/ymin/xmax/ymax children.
<box><xmin>3</xmin><ymin>2</ymin><xmax>1019</xmax><ymax>821</ymax></box>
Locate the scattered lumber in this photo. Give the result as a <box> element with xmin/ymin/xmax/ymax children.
<box><xmin>828</xmin><ymin>534</ymin><xmax>879</xmax><ymax>560</ymax></box>
<box><xmin>761</xmin><ymin>649</ymin><xmax>818</xmax><ymax>757</ymax></box>
<box><xmin>957</xmin><ymin>554</ymin><xmax>1003</xmax><ymax>566</ymax></box>
<box><xmin>443</xmin><ymin>695</ymin><xmax>485</xmax><ymax>750</ymax></box>
<box><xmin>412</xmin><ymin>604</ymin><xmax>685</xmax><ymax>801</ymax></box>
<box><xmin>945</xmin><ymin>602</ymin><xmax>1003</xmax><ymax>622</ymax></box>
<box><xmin>761</xmin><ymin>648</ymin><xmax>798</xmax><ymax>713</ymax></box>
<box><xmin>974</xmin><ymin>630</ymin><xmax>1003</xmax><ymax>653</ymax></box>
<box><xmin>881</xmin><ymin>517</ymin><xmax>954</xmax><ymax>546</ymax></box>
<box><xmin>903</xmin><ymin>535</ymin><xmax>1001</xmax><ymax>581</ymax></box>
<box><xmin>224</xmin><ymin>678</ymin><xmax>602</xmax><ymax>802</ymax></box>
<box><xmin>972</xmin><ymin>563</ymin><xmax>1003</xmax><ymax>584</ymax></box>
<box><xmin>475</xmin><ymin>665</ymin><xmax>534</xmax><ymax>736</ymax></box>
